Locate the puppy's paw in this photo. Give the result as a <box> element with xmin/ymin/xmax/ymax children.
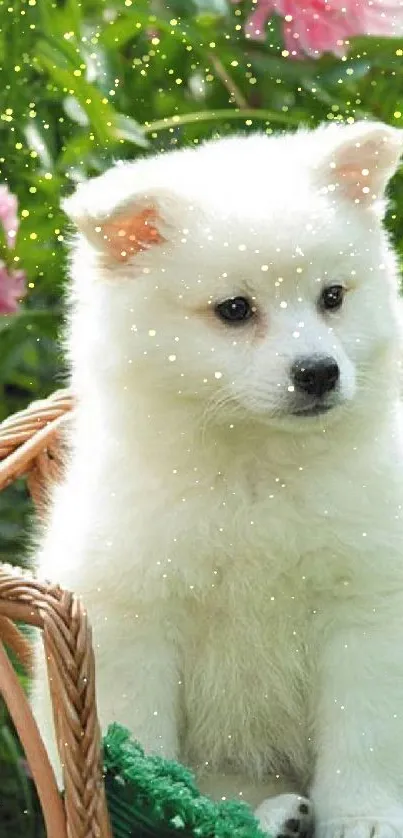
<box><xmin>317</xmin><ymin>816</ymin><xmax>403</xmax><ymax>838</ymax></box>
<box><xmin>255</xmin><ymin>793</ymin><xmax>314</xmax><ymax>838</ymax></box>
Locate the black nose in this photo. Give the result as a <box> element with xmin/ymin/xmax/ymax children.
<box><xmin>291</xmin><ymin>356</ymin><xmax>340</xmax><ymax>398</ymax></box>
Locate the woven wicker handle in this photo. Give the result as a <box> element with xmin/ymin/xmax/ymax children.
<box><xmin>0</xmin><ymin>391</ymin><xmax>112</xmax><ymax>838</ymax></box>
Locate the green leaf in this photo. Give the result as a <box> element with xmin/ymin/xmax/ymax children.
<box><xmin>63</xmin><ymin>95</ymin><xmax>90</xmax><ymax>127</ymax></box>
<box><xmin>0</xmin><ymin>309</ymin><xmax>61</xmax><ymax>337</ymax></box>
<box><xmin>194</xmin><ymin>12</ymin><xmax>226</xmax><ymax>28</ymax></box>
<box><xmin>114</xmin><ymin>113</ymin><xmax>149</xmax><ymax>148</ymax></box>
<box><xmin>35</xmin><ymin>39</ymin><xmax>148</xmax><ymax>149</ymax></box>
<box><xmin>100</xmin><ymin>10</ymin><xmax>206</xmax><ymax>59</ymax></box>
<box><xmin>23</xmin><ymin>122</ymin><xmax>54</xmax><ymax>171</ymax></box>
<box><xmin>143</xmin><ymin>107</ymin><xmax>302</xmax><ymax>134</ymax></box>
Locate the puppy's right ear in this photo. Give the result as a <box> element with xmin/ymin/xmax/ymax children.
<box><xmin>315</xmin><ymin>121</ymin><xmax>403</xmax><ymax>207</ymax></box>
<box><xmin>62</xmin><ymin>181</ymin><xmax>182</xmax><ymax>264</ymax></box>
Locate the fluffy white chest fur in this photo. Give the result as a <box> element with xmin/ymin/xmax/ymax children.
<box><xmin>33</xmin><ymin>120</ymin><xmax>403</xmax><ymax>838</ymax></box>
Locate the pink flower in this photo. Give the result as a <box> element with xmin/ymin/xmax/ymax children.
<box><xmin>0</xmin><ymin>266</ymin><xmax>26</xmax><ymax>314</ymax></box>
<box><xmin>0</xmin><ymin>185</ymin><xmax>26</xmax><ymax>313</ymax></box>
<box><xmin>243</xmin><ymin>0</ymin><xmax>403</xmax><ymax>57</ymax></box>
<box><xmin>0</xmin><ymin>184</ymin><xmax>19</xmax><ymax>248</ymax></box>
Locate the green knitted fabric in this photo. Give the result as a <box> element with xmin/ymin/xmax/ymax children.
<box><xmin>103</xmin><ymin>724</ymin><xmax>269</xmax><ymax>838</ymax></box>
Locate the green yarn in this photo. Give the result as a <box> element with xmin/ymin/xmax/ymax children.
<box><xmin>103</xmin><ymin>724</ymin><xmax>270</xmax><ymax>838</ymax></box>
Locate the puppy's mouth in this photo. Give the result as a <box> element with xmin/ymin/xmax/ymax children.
<box><xmin>290</xmin><ymin>402</ymin><xmax>335</xmax><ymax>418</ymax></box>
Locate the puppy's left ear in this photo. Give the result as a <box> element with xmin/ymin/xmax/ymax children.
<box><xmin>62</xmin><ymin>183</ymin><xmax>182</xmax><ymax>264</ymax></box>
<box><xmin>318</xmin><ymin>121</ymin><xmax>403</xmax><ymax>206</ymax></box>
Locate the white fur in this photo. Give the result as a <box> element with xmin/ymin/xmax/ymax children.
<box><xmin>32</xmin><ymin>122</ymin><xmax>403</xmax><ymax>838</ymax></box>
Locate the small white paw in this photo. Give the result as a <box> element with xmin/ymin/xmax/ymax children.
<box><xmin>255</xmin><ymin>792</ymin><xmax>314</xmax><ymax>838</ymax></box>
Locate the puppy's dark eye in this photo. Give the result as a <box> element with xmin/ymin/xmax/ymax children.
<box><xmin>215</xmin><ymin>296</ymin><xmax>254</xmax><ymax>324</ymax></box>
<box><xmin>319</xmin><ymin>285</ymin><xmax>345</xmax><ymax>312</ymax></box>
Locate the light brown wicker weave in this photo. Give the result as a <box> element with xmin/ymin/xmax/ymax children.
<box><xmin>0</xmin><ymin>390</ymin><xmax>113</xmax><ymax>838</ymax></box>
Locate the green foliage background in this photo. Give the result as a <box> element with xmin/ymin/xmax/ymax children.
<box><xmin>0</xmin><ymin>0</ymin><xmax>403</xmax><ymax>834</ymax></box>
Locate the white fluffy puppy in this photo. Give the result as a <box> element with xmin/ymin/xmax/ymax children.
<box><xmin>33</xmin><ymin>121</ymin><xmax>403</xmax><ymax>838</ymax></box>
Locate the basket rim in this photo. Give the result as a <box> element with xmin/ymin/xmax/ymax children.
<box><xmin>0</xmin><ymin>388</ymin><xmax>74</xmax><ymax>493</ymax></box>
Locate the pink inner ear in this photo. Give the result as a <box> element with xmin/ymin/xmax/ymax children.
<box><xmin>330</xmin><ymin>159</ymin><xmax>380</xmax><ymax>203</ymax></box>
<box><xmin>101</xmin><ymin>206</ymin><xmax>164</xmax><ymax>262</ymax></box>
<box><xmin>336</xmin><ymin>162</ymin><xmax>366</xmax><ymax>199</ymax></box>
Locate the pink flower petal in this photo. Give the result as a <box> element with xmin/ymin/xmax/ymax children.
<box><xmin>244</xmin><ymin>0</ymin><xmax>403</xmax><ymax>57</ymax></box>
<box><xmin>0</xmin><ymin>265</ymin><xmax>26</xmax><ymax>314</ymax></box>
<box><xmin>0</xmin><ymin>184</ymin><xmax>19</xmax><ymax>248</ymax></box>
<box><xmin>245</xmin><ymin>0</ymin><xmax>276</xmax><ymax>39</ymax></box>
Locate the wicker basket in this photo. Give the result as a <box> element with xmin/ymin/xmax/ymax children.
<box><xmin>0</xmin><ymin>390</ymin><xmax>113</xmax><ymax>838</ymax></box>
